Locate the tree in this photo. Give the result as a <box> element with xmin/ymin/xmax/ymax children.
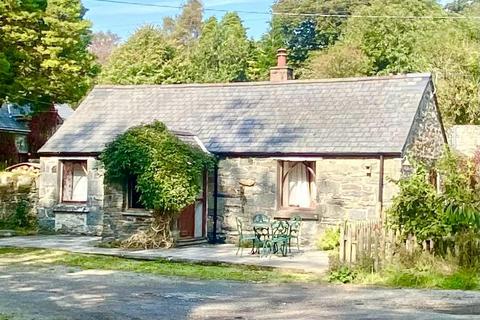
<box><xmin>0</xmin><ymin>0</ymin><xmax>46</xmax><ymax>107</ymax></box>
<box><xmin>265</xmin><ymin>0</ymin><xmax>371</xmax><ymax>70</ymax></box>
<box><xmin>89</xmin><ymin>31</ymin><xmax>121</xmax><ymax>65</ymax></box>
<box><xmin>101</xmin><ymin>121</ymin><xmax>214</xmax><ymax>248</ymax></box>
<box><xmin>190</xmin><ymin>13</ymin><xmax>250</xmax><ymax>83</ymax></box>
<box><xmin>99</xmin><ymin>25</ymin><xmax>181</xmax><ymax>85</ymax></box>
<box><xmin>163</xmin><ymin>0</ymin><xmax>203</xmax><ymax>46</ymax></box>
<box><xmin>0</xmin><ymin>0</ymin><xmax>97</xmax><ymax>111</ymax></box>
<box><xmin>304</xmin><ymin>0</ymin><xmax>480</xmax><ymax>125</ymax></box>
<box><xmin>445</xmin><ymin>0</ymin><xmax>480</xmax><ymax>12</ymax></box>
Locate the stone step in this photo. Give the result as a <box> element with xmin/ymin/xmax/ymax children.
<box><xmin>175</xmin><ymin>237</ymin><xmax>208</xmax><ymax>247</ymax></box>
<box><xmin>0</xmin><ymin>230</ymin><xmax>16</xmax><ymax>237</ymax></box>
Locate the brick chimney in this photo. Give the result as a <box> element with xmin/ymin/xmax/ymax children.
<box><xmin>270</xmin><ymin>48</ymin><xmax>293</xmax><ymax>82</ymax></box>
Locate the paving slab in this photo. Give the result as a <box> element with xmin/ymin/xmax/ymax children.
<box><xmin>0</xmin><ymin>235</ymin><xmax>329</xmax><ymax>274</ymax></box>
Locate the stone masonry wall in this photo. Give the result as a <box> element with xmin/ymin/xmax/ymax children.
<box><xmin>101</xmin><ymin>181</ymin><xmax>153</xmax><ymax>242</ymax></box>
<box><xmin>38</xmin><ymin>156</ymin><xmax>104</xmax><ymax>235</ymax></box>
<box><xmin>404</xmin><ymin>82</ymin><xmax>446</xmax><ymax>165</ymax></box>
<box><xmin>213</xmin><ymin>157</ymin><xmax>402</xmax><ymax>244</ymax></box>
<box><xmin>0</xmin><ymin>168</ymin><xmax>38</xmax><ymax>226</ymax></box>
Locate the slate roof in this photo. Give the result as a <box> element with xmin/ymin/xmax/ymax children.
<box><xmin>39</xmin><ymin>73</ymin><xmax>433</xmax><ymax>155</ymax></box>
<box><xmin>0</xmin><ymin>103</ymin><xmax>74</xmax><ymax>135</ymax></box>
<box><xmin>0</xmin><ymin>105</ymin><xmax>29</xmax><ymax>134</ymax></box>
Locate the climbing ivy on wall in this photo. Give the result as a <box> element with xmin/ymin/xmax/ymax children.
<box><xmin>100</xmin><ymin>121</ymin><xmax>215</xmax><ymax>248</ymax></box>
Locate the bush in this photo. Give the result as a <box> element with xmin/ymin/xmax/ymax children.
<box><xmin>389</xmin><ymin>150</ymin><xmax>480</xmax><ymax>243</ymax></box>
<box><xmin>0</xmin><ymin>199</ymin><xmax>36</xmax><ymax>231</ymax></box>
<box><xmin>316</xmin><ymin>226</ymin><xmax>340</xmax><ymax>251</ymax></box>
<box><xmin>328</xmin><ymin>266</ymin><xmax>357</xmax><ymax>284</ymax></box>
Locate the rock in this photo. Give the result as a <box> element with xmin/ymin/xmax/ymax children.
<box><xmin>0</xmin><ymin>230</ymin><xmax>16</xmax><ymax>237</ymax></box>
<box><xmin>239</xmin><ymin>179</ymin><xmax>255</xmax><ymax>187</ymax></box>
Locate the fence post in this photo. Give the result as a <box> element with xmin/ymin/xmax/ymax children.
<box><xmin>339</xmin><ymin>221</ymin><xmax>345</xmax><ymax>263</ymax></box>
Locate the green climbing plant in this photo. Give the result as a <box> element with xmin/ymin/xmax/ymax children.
<box><xmin>100</xmin><ymin>121</ymin><xmax>215</xmax><ymax>248</ymax></box>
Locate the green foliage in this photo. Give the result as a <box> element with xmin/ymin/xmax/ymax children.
<box><xmin>388</xmin><ymin>165</ymin><xmax>443</xmax><ymax>241</ymax></box>
<box><xmin>270</xmin><ymin>0</ymin><xmax>369</xmax><ymax>70</ymax></box>
<box><xmin>99</xmin><ymin>26</ymin><xmax>180</xmax><ymax>85</ymax></box>
<box><xmin>437</xmin><ymin>151</ymin><xmax>480</xmax><ymax>233</ymax></box>
<box><xmin>101</xmin><ymin>11</ymin><xmax>251</xmax><ymax>85</ymax></box>
<box><xmin>328</xmin><ymin>266</ymin><xmax>357</xmax><ymax>283</ymax></box>
<box><xmin>0</xmin><ymin>199</ymin><xmax>36</xmax><ymax>231</ymax></box>
<box><xmin>303</xmin><ymin>0</ymin><xmax>480</xmax><ymax>125</ymax></box>
<box><xmin>189</xmin><ymin>13</ymin><xmax>251</xmax><ymax>83</ymax></box>
<box><xmin>389</xmin><ymin>150</ymin><xmax>480</xmax><ymax>243</ymax></box>
<box><xmin>316</xmin><ymin>226</ymin><xmax>340</xmax><ymax>251</ymax></box>
<box><xmin>0</xmin><ymin>0</ymin><xmax>98</xmax><ymax>111</ymax></box>
<box><xmin>100</xmin><ymin>121</ymin><xmax>214</xmax><ymax>215</ymax></box>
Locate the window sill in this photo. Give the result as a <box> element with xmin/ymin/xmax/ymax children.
<box><xmin>122</xmin><ymin>210</ymin><xmax>152</xmax><ymax>218</ymax></box>
<box><xmin>53</xmin><ymin>204</ymin><xmax>89</xmax><ymax>213</ymax></box>
<box><xmin>275</xmin><ymin>208</ymin><xmax>320</xmax><ymax>221</ymax></box>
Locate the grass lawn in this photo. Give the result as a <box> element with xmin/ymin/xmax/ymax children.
<box><xmin>328</xmin><ymin>251</ymin><xmax>480</xmax><ymax>291</ymax></box>
<box><xmin>0</xmin><ymin>247</ymin><xmax>323</xmax><ymax>283</ymax></box>
<box><xmin>354</xmin><ymin>267</ymin><xmax>480</xmax><ymax>290</ymax></box>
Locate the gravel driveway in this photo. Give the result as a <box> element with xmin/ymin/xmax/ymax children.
<box><xmin>1</xmin><ymin>264</ymin><xmax>479</xmax><ymax>320</ymax></box>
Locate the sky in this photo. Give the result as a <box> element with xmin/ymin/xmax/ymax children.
<box><xmin>83</xmin><ymin>0</ymin><xmax>452</xmax><ymax>41</ymax></box>
<box><xmin>83</xmin><ymin>0</ymin><xmax>273</xmax><ymax>40</ymax></box>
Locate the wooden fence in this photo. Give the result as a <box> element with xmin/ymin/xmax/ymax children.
<box><xmin>339</xmin><ymin>220</ymin><xmax>430</xmax><ymax>270</ymax></box>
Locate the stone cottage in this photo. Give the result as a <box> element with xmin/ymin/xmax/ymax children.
<box><xmin>37</xmin><ymin>50</ymin><xmax>447</xmax><ymax>244</ymax></box>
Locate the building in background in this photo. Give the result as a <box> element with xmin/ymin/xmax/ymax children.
<box><xmin>0</xmin><ymin>104</ymin><xmax>74</xmax><ymax>167</ymax></box>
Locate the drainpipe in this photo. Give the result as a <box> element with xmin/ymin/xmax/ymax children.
<box><xmin>212</xmin><ymin>162</ymin><xmax>219</xmax><ymax>244</ymax></box>
<box><xmin>378</xmin><ymin>155</ymin><xmax>385</xmax><ymax>224</ymax></box>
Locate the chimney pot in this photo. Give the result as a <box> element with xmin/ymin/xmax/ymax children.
<box><xmin>270</xmin><ymin>48</ymin><xmax>293</xmax><ymax>82</ymax></box>
<box><xmin>277</xmin><ymin>48</ymin><xmax>288</xmax><ymax>67</ymax></box>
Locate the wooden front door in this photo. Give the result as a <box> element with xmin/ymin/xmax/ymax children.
<box><xmin>178</xmin><ymin>203</ymin><xmax>195</xmax><ymax>239</ymax></box>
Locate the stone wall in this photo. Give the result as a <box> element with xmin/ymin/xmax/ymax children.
<box><xmin>447</xmin><ymin>125</ymin><xmax>480</xmax><ymax>157</ymax></box>
<box><xmin>38</xmin><ymin>156</ymin><xmax>104</xmax><ymax>235</ymax></box>
<box><xmin>403</xmin><ymin>82</ymin><xmax>446</xmax><ymax>165</ymax></box>
<box><xmin>212</xmin><ymin>157</ymin><xmax>402</xmax><ymax>244</ymax></box>
<box><xmin>101</xmin><ymin>181</ymin><xmax>154</xmax><ymax>241</ymax></box>
<box><xmin>0</xmin><ymin>168</ymin><xmax>38</xmax><ymax>226</ymax></box>
<box><xmin>316</xmin><ymin>158</ymin><xmax>401</xmax><ymax>223</ymax></box>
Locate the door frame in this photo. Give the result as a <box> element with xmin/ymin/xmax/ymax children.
<box><xmin>177</xmin><ymin>170</ymin><xmax>208</xmax><ymax>239</ymax></box>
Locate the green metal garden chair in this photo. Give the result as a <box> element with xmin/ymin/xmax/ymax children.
<box><xmin>252</xmin><ymin>212</ymin><xmax>270</xmax><ymax>225</ymax></box>
<box><xmin>235</xmin><ymin>217</ymin><xmax>258</xmax><ymax>256</ymax></box>
<box><xmin>264</xmin><ymin>220</ymin><xmax>290</xmax><ymax>257</ymax></box>
<box><xmin>288</xmin><ymin>215</ymin><xmax>302</xmax><ymax>253</ymax></box>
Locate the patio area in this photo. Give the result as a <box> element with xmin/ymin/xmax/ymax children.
<box><xmin>0</xmin><ymin>235</ymin><xmax>329</xmax><ymax>274</ymax></box>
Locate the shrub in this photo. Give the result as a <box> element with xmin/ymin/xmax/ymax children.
<box><xmin>316</xmin><ymin>226</ymin><xmax>340</xmax><ymax>251</ymax></box>
<box><xmin>389</xmin><ymin>150</ymin><xmax>480</xmax><ymax>243</ymax></box>
<box><xmin>328</xmin><ymin>266</ymin><xmax>357</xmax><ymax>283</ymax></box>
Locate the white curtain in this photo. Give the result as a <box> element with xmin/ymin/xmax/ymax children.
<box><xmin>63</xmin><ymin>162</ymin><xmax>87</xmax><ymax>202</ymax></box>
<box><xmin>287</xmin><ymin>163</ymin><xmax>311</xmax><ymax>208</ymax></box>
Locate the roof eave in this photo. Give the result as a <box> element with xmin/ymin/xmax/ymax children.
<box><xmin>0</xmin><ymin>128</ymin><xmax>30</xmax><ymax>134</ymax></box>
<box><xmin>212</xmin><ymin>151</ymin><xmax>402</xmax><ymax>158</ymax></box>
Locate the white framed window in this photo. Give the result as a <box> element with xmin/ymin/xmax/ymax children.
<box><xmin>278</xmin><ymin>161</ymin><xmax>316</xmax><ymax>209</ymax></box>
<box><xmin>61</xmin><ymin>161</ymin><xmax>88</xmax><ymax>203</ymax></box>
